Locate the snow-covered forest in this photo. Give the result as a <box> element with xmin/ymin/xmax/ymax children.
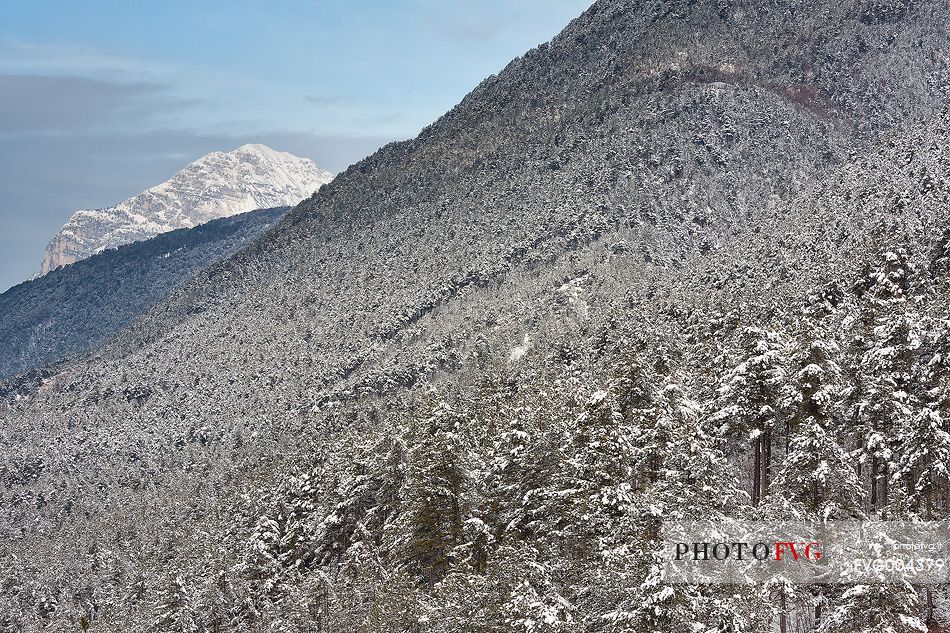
<box><xmin>2</xmin><ymin>0</ymin><xmax>950</xmax><ymax>630</ymax></box>
<box><xmin>0</xmin><ymin>207</ymin><xmax>288</xmax><ymax>381</ymax></box>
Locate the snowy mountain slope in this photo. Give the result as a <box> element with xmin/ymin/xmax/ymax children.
<box><xmin>2</xmin><ymin>0</ymin><xmax>950</xmax><ymax>630</ymax></box>
<box><xmin>38</xmin><ymin>144</ymin><xmax>331</xmax><ymax>274</ymax></box>
<box><xmin>0</xmin><ymin>207</ymin><xmax>288</xmax><ymax>381</ymax></box>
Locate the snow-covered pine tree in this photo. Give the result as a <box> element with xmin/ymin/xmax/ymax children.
<box><xmin>152</xmin><ymin>575</ymin><xmax>201</xmax><ymax>633</ymax></box>
<box><xmin>928</xmin><ymin>227</ymin><xmax>950</xmax><ymax>282</ymax></box>
<box><xmin>713</xmin><ymin>327</ymin><xmax>792</xmax><ymax>505</ymax></box>
<box><xmin>820</xmin><ymin>582</ymin><xmax>926</xmax><ymax>633</ymax></box>
<box><xmin>396</xmin><ymin>400</ymin><xmax>470</xmax><ymax>589</ymax></box>
<box><xmin>312</xmin><ymin>434</ymin><xmax>406</xmax><ymax>569</ymax></box>
<box><xmin>241</xmin><ymin>471</ymin><xmax>319</xmax><ymax>600</ymax></box>
<box><xmin>605</xmin><ymin>367</ymin><xmax>751</xmax><ymax>632</ymax></box>
<box><xmin>774</xmin><ymin>310</ymin><xmax>863</xmax><ymax>519</ymax></box>
<box><xmin>891</xmin><ymin>317</ymin><xmax>950</xmax><ymax>520</ymax></box>
<box><xmin>851</xmin><ymin>248</ymin><xmax>921</xmax><ymax>513</ymax></box>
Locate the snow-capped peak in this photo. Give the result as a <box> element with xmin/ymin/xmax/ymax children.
<box><xmin>39</xmin><ymin>145</ymin><xmax>333</xmax><ymax>275</ymax></box>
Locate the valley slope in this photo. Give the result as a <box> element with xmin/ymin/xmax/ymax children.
<box><xmin>0</xmin><ymin>207</ymin><xmax>288</xmax><ymax>382</ymax></box>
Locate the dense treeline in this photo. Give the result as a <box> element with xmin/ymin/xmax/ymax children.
<box><xmin>6</xmin><ymin>233</ymin><xmax>949</xmax><ymax>632</ymax></box>
<box><xmin>164</xmin><ymin>243</ymin><xmax>946</xmax><ymax>633</ymax></box>
<box><xmin>0</xmin><ymin>207</ymin><xmax>287</xmax><ymax>379</ymax></box>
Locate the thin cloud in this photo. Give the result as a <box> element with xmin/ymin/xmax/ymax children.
<box><xmin>0</xmin><ymin>39</ymin><xmax>172</xmax><ymax>79</ymax></box>
<box><xmin>304</xmin><ymin>94</ymin><xmax>350</xmax><ymax>107</ymax></box>
<box><xmin>0</xmin><ymin>74</ymin><xmax>195</xmax><ymax>135</ymax></box>
<box><xmin>423</xmin><ymin>10</ymin><xmax>510</xmax><ymax>41</ymax></box>
<box><xmin>408</xmin><ymin>0</ymin><xmax>527</xmax><ymax>41</ymax></box>
<box><xmin>351</xmin><ymin>111</ymin><xmax>411</xmax><ymax>126</ymax></box>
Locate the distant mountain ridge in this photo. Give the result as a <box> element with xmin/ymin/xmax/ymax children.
<box><xmin>1</xmin><ymin>207</ymin><xmax>288</xmax><ymax>380</ymax></box>
<box><xmin>39</xmin><ymin>144</ymin><xmax>332</xmax><ymax>275</ymax></box>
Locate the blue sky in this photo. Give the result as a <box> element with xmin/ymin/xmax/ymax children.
<box><xmin>0</xmin><ymin>0</ymin><xmax>592</xmax><ymax>291</ymax></box>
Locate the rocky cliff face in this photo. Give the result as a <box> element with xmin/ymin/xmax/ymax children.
<box><xmin>38</xmin><ymin>144</ymin><xmax>331</xmax><ymax>274</ymax></box>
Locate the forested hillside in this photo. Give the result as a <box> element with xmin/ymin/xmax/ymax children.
<box><xmin>1</xmin><ymin>0</ymin><xmax>949</xmax><ymax>631</ymax></box>
<box><xmin>0</xmin><ymin>207</ymin><xmax>287</xmax><ymax>380</ymax></box>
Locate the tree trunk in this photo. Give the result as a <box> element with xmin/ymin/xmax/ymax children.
<box><xmin>763</xmin><ymin>426</ymin><xmax>772</xmax><ymax>499</ymax></box>
<box><xmin>882</xmin><ymin>462</ymin><xmax>889</xmax><ymax>508</ymax></box>
<box><xmin>856</xmin><ymin>419</ymin><xmax>863</xmax><ymax>479</ymax></box>
<box><xmin>926</xmin><ymin>473</ymin><xmax>932</xmax><ymax>520</ymax></box>
<box><xmin>779</xmin><ymin>589</ymin><xmax>788</xmax><ymax>633</ymax></box>
<box><xmin>927</xmin><ymin>587</ymin><xmax>935</xmax><ymax>628</ymax></box>
<box><xmin>870</xmin><ymin>456</ymin><xmax>878</xmax><ymax>509</ymax></box>
<box><xmin>752</xmin><ymin>436</ymin><xmax>761</xmax><ymax>505</ymax></box>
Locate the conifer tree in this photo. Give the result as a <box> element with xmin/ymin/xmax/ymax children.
<box><xmin>821</xmin><ymin>583</ymin><xmax>926</xmax><ymax>633</ymax></box>
<box><xmin>714</xmin><ymin>327</ymin><xmax>791</xmax><ymax>504</ymax></box>
<box><xmin>397</xmin><ymin>401</ymin><xmax>470</xmax><ymax>588</ymax></box>
<box><xmin>851</xmin><ymin>248</ymin><xmax>920</xmax><ymax>512</ymax></box>
<box><xmin>152</xmin><ymin>576</ymin><xmax>201</xmax><ymax>633</ymax></box>
<box><xmin>775</xmin><ymin>316</ymin><xmax>863</xmax><ymax>519</ymax></box>
<box><xmin>607</xmin><ymin>370</ymin><xmax>748</xmax><ymax>632</ymax></box>
<box><xmin>891</xmin><ymin>317</ymin><xmax>950</xmax><ymax>519</ymax></box>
